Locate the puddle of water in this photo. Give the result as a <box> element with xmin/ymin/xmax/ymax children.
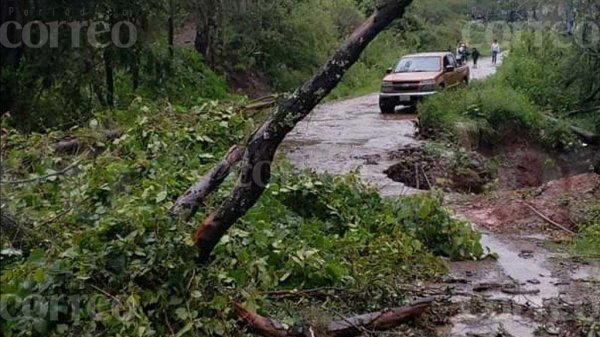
<box><xmin>480</xmin><ymin>233</ymin><xmax>560</xmax><ymax>306</ymax></box>
<box><xmin>571</xmin><ymin>263</ymin><xmax>600</xmax><ymax>281</ymax></box>
<box><xmin>521</xmin><ymin>233</ymin><xmax>549</xmax><ymax>241</ymax></box>
<box><xmin>449</xmin><ymin>313</ymin><xmax>536</xmax><ymax>337</ymax></box>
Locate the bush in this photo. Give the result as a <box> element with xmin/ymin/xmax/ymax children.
<box><xmin>1</xmin><ymin>99</ymin><xmax>483</xmax><ymax>336</ymax></box>
<box><xmin>419</xmin><ymin>81</ymin><xmax>543</xmax><ymax>145</ymax></box>
<box><xmin>573</xmin><ymin>223</ymin><xmax>600</xmax><ymax>258</ymax></box>
<box><xmin>495</xmin><ymin>35</ymin><xmax>580</xmax><ymax>112</ymax></box>
<box><xmin>5</xmin><ymin>48</ymin><xmax>229</xmax><ymax>133</ymax></box>
<box><xmin>419</xmin><ymin>29</ymin><xmax>600</xmax><ymax>148</ymax></box>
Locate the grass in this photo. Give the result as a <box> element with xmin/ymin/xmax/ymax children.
<box><xmin>418</xmin><ymin>79</ymin><xmax>544</xmax><ymax>145</ymax></box>
<box><xmin>572</xmin><ymin>223</ymin><xmax>600</xmax><ymax>258</ymax></box>
<box><xmin>572</xmin><ymin>202</ymin><xmax>600</xmax><ymax>258</ymax></box>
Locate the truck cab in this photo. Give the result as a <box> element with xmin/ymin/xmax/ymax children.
<box><xmin>379</xmin><ymin>52</ymin><xmax>470</xmax><ymax>113</ymax></box>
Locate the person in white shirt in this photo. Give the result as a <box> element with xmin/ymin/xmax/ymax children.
<box><xmin>456</xmin><ymin>43</ymin><xmax>467</xmax><ymax>65</ymax></box>
<box><xmin>491</xmin><ymin>39</ymin><xmax>501</xmax><ymax>64</ymax></box>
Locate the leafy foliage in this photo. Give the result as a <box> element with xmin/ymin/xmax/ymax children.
<box><xmin>1</xmin><ymin>100</ymin><xmax>483</xmax><ymax>336</ymax></box>
<box><xmin>572</xmin><ymin>201</ymin><xmax>600</xmax><ymax>258</ymax></box>
<box><xmin>419</xmin><ymin>27</ymin><xmax>600</xmax><ymax>149</ymax></box>
<box><xmin>419</xmin><ymin>81</ymin><xmax>543</xmax><ymax>145</ymax></box>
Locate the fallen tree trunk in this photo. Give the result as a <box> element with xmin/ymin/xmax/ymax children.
<box><xmin>569</xmin><ymin>125</ymin><xmax>600</xmax><ymax>145</ymax></box>
<box><xmin>242</xmin><ymin>95</ymin><xmax>282</xmax><ymax>112</ymax></box>
<box><xmin>168</xmin><ymin>145</ymin><xmax>245</xmax><ymax>221</ymax></box>
<box><xmin>234</xmin><ymin>297</ymin><xmax>435</xmax><ymax>337</ymax></box>
<box><xmin>545</xmin><ymin>115</ymin><xmax>600</xmax><ymax>145</ymax></box>
<box><xmin>192</xmin><ymin>0</ymin><xmax>414</xmax><ymax>263</ymax></box>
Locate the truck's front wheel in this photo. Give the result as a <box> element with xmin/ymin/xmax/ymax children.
<box><xmin>379</xmin><ymin>98</ymin><xmax>396</xmax><ymax>114</ymax></box>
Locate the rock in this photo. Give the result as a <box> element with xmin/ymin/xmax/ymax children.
<box><xmin>518</xmin><ymin>250</ymin><xmax>534</xmax><ymax>259</ymax></box>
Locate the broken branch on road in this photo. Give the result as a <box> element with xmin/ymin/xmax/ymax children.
<box><xmin>234</xmin><ymin>297</ymin><xmax>435</xmax><ymax>337</ymax></box>
<box><xmin>521</xmin><ymin>201</ymin><xmax>576</xmax><ymax>234</ymax></box>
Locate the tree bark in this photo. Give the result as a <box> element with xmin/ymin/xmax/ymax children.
<box><xmin>168</xmin><ymin>0</ymin><xmax>175</xmax><ymax>58</ymax></box>
<box><xmin>169</xmin><ymin>145</ymin><xmax>245</xmax><ymax>221</ymax></box>
<box><xmin>234</xmin><ymin>297</ymin><xmax>434</xmax><ymax>337</ymax></box>
<box><xmin>104</xmin><ymin>50</ymin><xmax>115</xmax><ymax>107</ymax></box>
<box><xmin>194</xmin><ymin>0</ymin><xmax>220</xmax><ymax>66</ymax></box>
<box><xmin>192</xmin><ymin>0</ymin><xmax>414</xmax><ymax>263</ymax></box>
<box><xmin>51</xmin><ymin>129</ymin><xmax>122</xmax><ymax>154</ymax></box>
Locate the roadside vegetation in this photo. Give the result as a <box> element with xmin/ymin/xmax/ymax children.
<box><xmin>418</xmin><ymin>27</ymin><xmax>600</xmax><ymax>260</ymax></box>
<box><xmin>419</xmin><ymin>30</ymin><xmax>600</xmax><ymax>148</ymax></box>
<box><xmin>1</xmin><ymin>0</ymin><xmax>488</xmax><ymax>130</ymax></box>
<box><xmin>572</xmin><ymin>202</ymin><xmax>600</xmax><ymax>258</ymax></box>
<box><xmin>1</xmin><ymin>99</ymin><xmax>484</xmax><ymax>336</ymax></box>
<box><xmin>1</xmin><ymin>4</ymin><xmax>493</xmax><ymax>334</ymax></box>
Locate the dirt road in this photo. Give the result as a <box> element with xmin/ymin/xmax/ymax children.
<box><xmin>283</xmin><ymin>57</ymin><xmax>499</xmax><ymax>197</ymax></box>
<box><xmin>282</xmin><ymin>55</ymin><xmax>600</xmax><ymax>336</ymax></box>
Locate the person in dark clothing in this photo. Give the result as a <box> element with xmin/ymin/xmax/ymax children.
<box><xmin>472</xmin><ymin>48</ymin><xmax>480</xmax><ymax>68</ymax></box>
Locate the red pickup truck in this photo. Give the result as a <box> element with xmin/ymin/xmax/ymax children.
<box><xmin>379</xmin><ymin>52</ymin><xmax>470</xmax><ymax>113</ymax></box>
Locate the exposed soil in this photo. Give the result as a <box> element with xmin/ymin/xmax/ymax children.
<box><xmin>450</xmin><ymin>173</ymin><xmax>599</xmax><ymax>233</ymax></box>
<box><xmin>384</xmin><ymin>146</ymin><xmax>493</xmax><ymax>193</ymax></box>
<box><xmin>489</xmin><ymin>139</ymin><xmax>599</xmax><ymax>190</ymax></box>
<box><xmin>227</xmin><ymin>71</ymin><xmax>272</xmax><ymax>99</ymax></box>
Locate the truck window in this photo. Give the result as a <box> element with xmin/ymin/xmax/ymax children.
<box><xmin>445</xmin><ymin>55</ymin><xmax>456</xmax><ymax>68</ymax></box>
<box><xmin>394</xmin><ymin>57</ymin><xmax>441</xmax><ymax>73</ymax></box>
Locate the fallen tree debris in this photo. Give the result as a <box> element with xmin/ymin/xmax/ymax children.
<box><xmin>234</xmin><ymin>297</ymin><xmax>435</xmax><ymax>337</ymax></box>
<box><xmin>263</xmin><ymin>287</ymin><xmax>349</xmax><ymax>300</ymax></box>
<box><xmin>544</xmin><ymin>115</ymin><xmax>600</xmax><ymax>145</ymax></box>
<box><xmin>189</xmin><ymin>0</ymin><xmax>415</xmax><ymax>263</ymax></box>
<box><xmin>0</xmin><ymin>153</ymin><xmax>87</xmax><ymax>185</ymax></box>
<box><xmin>501</xmin><ymin>288</ymin><xmax>541</xmax><ymax>296</ymax></box>
<box><xmin>521</xmin><ymin>201</ymin><xmax>576</xmax><ymax>234</ymax></box>
<box><xmin>168</xmin><ymin>145</ymin><xmax>245</xmax><ymax>221</ymax></box>
<box><xmin>51</xmin><ymin>129</ymin><xmax>122</xmax><ymax>154</ymax></box>
<box><xmin>242</xmin><ymin>95</ymin><xmax>282</xmax><ymax>112</ymax></box>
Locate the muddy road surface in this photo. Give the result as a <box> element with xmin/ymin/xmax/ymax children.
<box><xmin>283</xmin><ymin>58</ymin><xmax>499</xmax><ymax>197</ymax></box>
<box><xmin>281</xmin><ymin>55</ymin><xmax>600</xmax><ymax>336</ymax></box>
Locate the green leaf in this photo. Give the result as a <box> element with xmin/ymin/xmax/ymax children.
<box><xmin>176</xmin><ymin>322</ymin><xmax>193</xmax><ymax>337</ymax></box>
<box><xmin>33</xmin><ymin>269</ymin><xmax>46</xmax><ymax>283</ymax></box>
<box><xmin>175</xmin><ymin>307</ymin><xmax>188</xmax><ymax>321</ymax></box>
<box><xmin>156</xmin><ymin>190</ymin><xmax>168</xmax><ymax>203</ymax></box>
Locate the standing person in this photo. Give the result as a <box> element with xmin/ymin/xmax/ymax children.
<box><xmin>456</xmin><ymin>43</ymin><xmax>466</xmax><ymax>65</ymax></box>
<box><xmin>491</xmin><ymin>39</ymin><xmax>501</xmax><ymax>65</ymax></box>
<box><xmin>472</xmin><ymin>47</ymin><xmax>480</xmax><ymax>68</ymax></box>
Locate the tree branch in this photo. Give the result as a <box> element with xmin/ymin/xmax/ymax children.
<box><xmin>169</xmin><ymin>145</ymin><xmax>245</xmax><ymax>221</ymax></box>
<box><xmin>545</xmin><ymin>115</ymin><xmax>600</xmax><ymax>145</ymax></box>
<box><xmin>51</xmin><ymin>129</ymin><xmax>121</xmax><ymax>154</ymax></box>
<box><xmin>234</xmin><ymin>297</ymin><xmax>435</xmax><ymax>337</ymax></box>
<box><xmin>0</xmin><ymin>155</ymin><xmax>87</xmax><ymax>185</ymax></box>
<box><xmin>192</xmin><ymin>0</ymin><xmax>414</xmax><ymax>264</ymax></box>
